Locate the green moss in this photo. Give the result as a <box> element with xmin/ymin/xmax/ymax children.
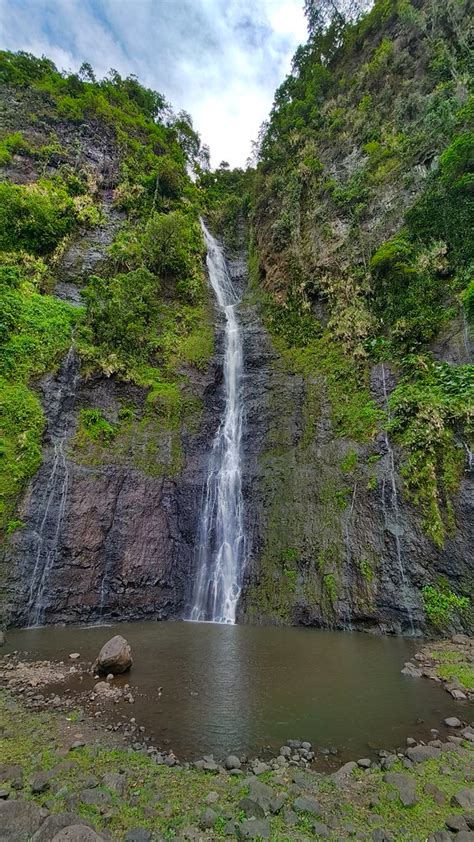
<box><xmin>341</xmin><ymin>451</ymin><xmax>358</xmax><ymax>473</ymax></box>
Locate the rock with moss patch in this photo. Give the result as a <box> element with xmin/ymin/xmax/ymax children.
<box><xmin>93</xmin><ymin>635</ymin><xmax>132</xmax><ymax>675</ymax></box>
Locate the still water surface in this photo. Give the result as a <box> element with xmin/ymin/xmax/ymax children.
<box><xmin>5</xmin><ymin>621</ymin><xmax>467</xmax><ymax>762</ymax></box>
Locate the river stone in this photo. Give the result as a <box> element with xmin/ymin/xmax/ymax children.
<box><xmin>452</xmin><ymin>789</ymin><xmax>474</xmax><ymax>809</ymax></box>
<box><xmin>0</xmin><ymin>799</ymin><xmax>44</xmax><ymax>840</ymax></box>
<box><xmin>94</xmin><ymin>635</ymin><xmax>132</xmax><ymax>675</ymax></box>
<box><xmin>51</xmin><ymin>827</ymin><xmax>103</xmax><ymax>841</ymax></box>
<box><xmin>32</xmin><ymin>814</ymin><xmax>94</xmax><ymax>841</ymax></box>
<box><xmin>444</xmin><ymin>716</ymin><xmax>462</xmax><ymax>728</ymax></box>
<box><xmin>406</xmin><ymin>745</ymin><xmax>440</xmax><ymax>763</ymax></box>
<box><xmin>225</xmin><ymin>754</ymin><xmax>241</xmax><ymax>770</ymax></box>
<box><xmin>293</xmin><ymin>795</ymin><xmax>322</xmax><ymax>816</ymax></box>
<box><xmin>237</xmin><ymin>819</ymin><xmax>271</xmax><ymax>840</ymax></box>
<box><xmin>384</xmin><ymin>772</ymin><xmax>418</xmax><ymax>806</ymax></box>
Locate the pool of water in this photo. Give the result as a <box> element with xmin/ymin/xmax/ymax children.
<box><xmin>4</xmin><ymin>621</ymin><xmax>468</xmax><ymax>762</ymax></box>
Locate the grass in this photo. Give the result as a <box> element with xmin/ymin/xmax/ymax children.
<box><xmin>1</xmin><ymin>692</ymin><xmax>474</xmax><ymax>840</ymax></box>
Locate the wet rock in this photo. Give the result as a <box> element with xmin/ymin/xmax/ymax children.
<box><xmin>225</xmin><ymin>754</ymin><xmax>241</xmax><ymax>770</ymax></box>
<box><xmin>444</xmin><ymin>716</ymin><xmax>462</xmax><ymax>728</ymax></box>
<box><xmin>406</xmin><ymin>745</ymin><xmax>440</xmax><ymax>762</ymax></box>
<box><xmin>69</xmin><ymin>654</ymin><xmax>80</xmax><ymax>661</ymax></box>
<box><xmin>0</xmin><ymin>799</ymin><xmax>44</xmax><ymax>840</ymax></box>
<box><xmin>51</xmin><ymin>827</ymin><xmax>104</xmax><ymax>841</ymax></box>
<box><xmin>237</xmin><ymin>819</ymin><xmax>271</xmax><ymax>840</ymax></box>
<box><xmin>451</xmin><ymin>689</ymin><xmax>467</xmax><ymax>700</ymax></box>
<box><xmin>384</xmin><ymin>772</ymin><xmax>418</xmax><ymax>806</ymax></box>
<box><xmin>293</xmin><ymin>795</ymin><xmax>322</xmax><ymax>816</ymax></box>
<box><xmin>452</xmin><ymin>789</ymin><xmax>474</xmax><ymax>809</ymax></box>
<box><xmin>251</xmin><ymin>761</ymin><xmax>269</xmax><ymax>775</ymax></box>
<box><xmin>94</xmin><ymin>636</ymin><xmax>132</xmax><ymax>675</ymax></box>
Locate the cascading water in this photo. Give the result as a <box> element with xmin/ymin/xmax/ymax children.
<box><xmin>188</xmin><ymin>221</ymin><xmax>245</xmax><ymax>624</ymax></box>
<box><xmin>26</xmin><ymin>344</ymin><xmax>79</xmax><ymax>626</ymax></box>
<box><xmin>380</xmin><ymin>363</ymin><xmax>415</xmax><ymax>633</ymax></box>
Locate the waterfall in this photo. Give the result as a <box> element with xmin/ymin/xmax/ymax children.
<box><xmin>188</xmin><ymin>221</ymin><xmax>245</xmax><ymax>624</ymax></box>
<box><xmin>26</xmin><ymin>344</ymin><xmax>79</xmax><ymax>626</ymax></box>
<box><xmin>380</xmin><ymin>364</ymin><xmax>415</xmax><ymax>633</ymax></box>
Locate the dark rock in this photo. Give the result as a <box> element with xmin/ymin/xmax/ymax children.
<box><xmin>406</xmin><ymin>745</ymin><xmax>441</xmax><ymax>763</ymax></box>
<box><xmin>225</xmin><ymin>754</ymin><xmax>241</xmax><ymax>770</ymax></box>
<box><xmin>293</xmin><ymin>795</ymin><xmax>322</xmax><ymax>816</ymax></box>
<box><xmin>269</xmin><ymin>793</ymin><xmax>287</xmax><ymax>814</ymax></box>
<box><xmin>238</xmin><ymin>798</ymin><xmax>266</xmax><ymax>819</ymax></box>
<box><xmin>76</xmin><ymin>788</ymin><xmax>113</xmax><ymax>807</ymax></box>
<box><xmin>32</xmin><ymin>813</ymin><xmax>94</xmax><ymax>842</ymax></box>
<box><xmin>331</xmin><ymin>761</ymin><xmax>357</xmax><ymax>784</ymax></box>
<box><xmin>427</xmin><ymin>833</ymin><xmax>452</xmax><ymax>842</ymax></box>
<box><xmin>452</xmin><ymin>790</ymin><xmax>474</xmax><ymax>809</ymax></box>
<box><xmin>30</xmin><ymin>771</ymin><xmax>51</xmax><ymax>794</ymax></box>
<box><xmin>444</xmin><ymin>717</ymin><xmax>462</xmax><ymax>728</ymax></box>
<box><xmin>371</xmin><ymin>830</ymin><xmax>394</xmax><ymax>842</ymax></box>
<box><xmin>94</xmin><ymin>636</ymin><xmax>132</xmax><ymax>675</ymax></box>
<box><xmin>199</xmin><ymin>808</ymin><xmax>217</xmax><ymax>830</ymax></box>
<box><xmin>102</xmin><ymin>773</ymin><xmax>126</xmax><ymax>796</ymax></box>
<box><xmin>446</xmin><ymin>814</ymin><xmax>469</xmax><ymax>831</ymax></box>
<box><xmin>0</xmin><ymin>764</ymin><xmax>23</xmax><ymax>789</ymax></box>
<box><xmin>383</xmin><ymin>772</ymin><xmax>418</xmax><ymax>807</ymax></box>
<box><xmin>424</xmin><ymin>782</ymin><xmax>446</xmax><ymax>805</ymax></box>
<box><xmin>237</xmin><ymin>819</ymin><xmax>271</xmax><ymax>840</ymax></box>
<box><xmin>0</xmin><ymin>799</ymin><xmax>44</xmax><ymax>840</ymax></box>
<box><xmin>50</xmin><ymin>827</ymin><xmax>103</xmax><ymax>841</ymax></box>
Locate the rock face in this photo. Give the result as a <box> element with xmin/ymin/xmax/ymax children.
<box><xmin>94</xmin><ymin>635</ymin><xmax>132</xmax><ymax>675</ymax></box>
<box><xmin>1</xmin><ymin>246</ymin><xmax>472</xmax><ymax>633</ymax></box>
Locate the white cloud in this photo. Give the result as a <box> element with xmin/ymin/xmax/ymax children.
<box><xmin>0</xmin><ymin>0</ymin><xmax>306</xmax><ymax>166</ymax></box>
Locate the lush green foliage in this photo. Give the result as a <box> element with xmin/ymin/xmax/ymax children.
<box><xmin>422</xmin><ymin>582</ymin><xmax>470</xmax><ymax>629</ymax></box>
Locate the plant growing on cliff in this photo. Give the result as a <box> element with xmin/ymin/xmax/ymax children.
<box><xmin>422</xmin><ymin>582</ymin><xmax>469</xmax><ymax>629</ymax></box>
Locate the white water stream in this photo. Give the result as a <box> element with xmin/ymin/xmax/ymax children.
<box><xmin>188</xmin><ymin>221</ymin><xmax>245</xmax><ymax>623</ymax></box>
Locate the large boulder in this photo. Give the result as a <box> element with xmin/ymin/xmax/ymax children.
<box><xmin>93</xmin><ymin>635</ymin><xmax>132</xmax><ymax>675</ymax></box>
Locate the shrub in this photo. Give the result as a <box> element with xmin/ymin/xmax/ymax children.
<box><xmin>0</xmin><ymin>180</ymin><xmax>75</xmax><ymax>255</ymax></box>
<box><xmin>422</xmin><ymin>582</ymin><xmax>469</xmax><ymax>629</ymax></box>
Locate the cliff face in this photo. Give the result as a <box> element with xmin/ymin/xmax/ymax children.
<box><xmin>1</xmin><ymin>1</ymin><xmax>473</xmax><ymax>637</ymax></box>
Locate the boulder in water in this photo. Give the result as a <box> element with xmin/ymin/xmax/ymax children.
<box><xmin>93</xmin><ymin>635</ymin><xmax>132</xmax><ymax>675</ymax></box>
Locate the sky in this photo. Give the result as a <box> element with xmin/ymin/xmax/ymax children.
<box><xmin>0</xmin><ymin>0</ymin><xmax>307</xmax><ymax>167</ymax></box>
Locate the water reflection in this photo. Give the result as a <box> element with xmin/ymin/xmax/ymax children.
<box><xmin>4</xmin><ymin>621</ymin><xmax>468</xmax><ymax>760</ymax></box>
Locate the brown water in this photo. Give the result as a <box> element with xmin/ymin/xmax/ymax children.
<box><xmin>4</xmin><ymin>621</ymin><xmax>468</xmax><ymax>762</ymax></box>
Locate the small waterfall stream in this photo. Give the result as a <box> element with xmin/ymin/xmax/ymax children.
<box><xmin>188</xmin><ymin>221</ymin><xmax>245</xmax><ymax>624</ymax></box>
<box><xmin>26</xmin><ymin>344</ymin><xmax>79</xmax><ymax>626</ymax></box>
<box><xmin>380</xmin><ymin>364</ymin><xmax>415</xmax><ymax>632</ymax></box>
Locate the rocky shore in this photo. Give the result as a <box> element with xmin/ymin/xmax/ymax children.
<box><xmin>1</xmin><ymin>642</ymin><xmax>474</xmax><ymax>841</ymax></box>
<box><xmin>402</xmin><ymin>636</ymin><xmax>474</xmax><ymax>703</ymax></box>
